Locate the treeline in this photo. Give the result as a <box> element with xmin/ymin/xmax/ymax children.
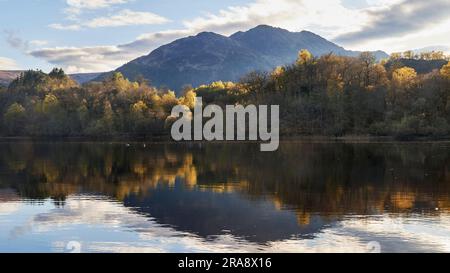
<box><xmin>389</xmin><ymin>50</ymin><xmax>449</xmax><ymax>61</ymax></box>
<box><xmin>0</xmin><ymin>51</ymin><xmax>449</xmax><ymax>138</ymax></box>
<box><xmin>194</xmin><ymin>50</ymin><xmax>450</xmax><ymax>137</ymax></box>
<box><xmin>0</xmin><ymin>69</ymin><xmax>196</xmax><ymax>137</ymax></box>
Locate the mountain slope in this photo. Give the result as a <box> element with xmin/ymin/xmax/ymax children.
<box><xmin>116</xmin><ymin>31</ymin><xmax>272</xmax><ymax>90</ymax></box>
<box><xmin>100</xmin><ymin>25</ymin><xmax>389</xmax><ymax>93</ymax></box>
<box><xmin>69</xmin><ymin>72</ymin><xmax>103</xmax><ymax>84</ymax></box>
<box><xmin>384</xmin><ymin>58</ymin><xmax>448</xmax><ymax>74</ymax></box>
<box><xmin>0</xmin><ymin>71</ymin><xmax>22</xmax><ymax>87</ymax></box>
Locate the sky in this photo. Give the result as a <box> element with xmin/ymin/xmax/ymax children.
<box><xmin>0</xmin><ymin>0</ymin><xmax>449</xmax><ymax>73</ymax></box>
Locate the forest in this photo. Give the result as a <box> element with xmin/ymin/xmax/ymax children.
<box><xmin>0</xmin><ymin>50</ymin><xmax>449</xmax><ymax>138</ymax></box>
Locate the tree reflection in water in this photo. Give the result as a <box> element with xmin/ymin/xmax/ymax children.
<box><xmin>0</xmin><ymin>141</ymin><xmax>449</xmax><ymax>247</ymax></box>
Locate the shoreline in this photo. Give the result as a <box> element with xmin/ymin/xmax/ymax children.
<box><xmin>1</xmin><ymin>135</ymin><xmax>449</xmax><ymax>144</ymax></box>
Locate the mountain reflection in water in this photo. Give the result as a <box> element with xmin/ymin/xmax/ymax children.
<box><xmin>0</xmin><ymin>141</ymin><xmax>449</xmax><ymax>253</ymax></box>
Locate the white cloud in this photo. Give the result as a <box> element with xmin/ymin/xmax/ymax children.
<box><xmin>31</xmin><ymin>0</ymin><xmax>450</xmax><ymax>73</ymax></box>
<box><xmin>0</xmin><ymin>202</ymin><xmax>21</xmax><ymax>215</ymax></box>
<box><xmin>67</xmin><ymin>0</ymin><xmax>129</xmax><ymax>9</ymax></box>
<box><xmin>30</xmin><ymin>46</ymin><xmax>134</xmax><ymax>73</ymax></box>
<box><xmin>180</xmin><ymin>0</ymin><xmax>365</xmax><ymax>37</ymax></box>
<box><xmin>49</xmin><ymin>23</ymin><xmax>82</xmax><ymax>31</ymax></box>
<box><xmin>34</xmin><ymin>0</ymin><xmax>366</xmax><ymax>72</ymax></box>
<box><xmin>0</xmin><ymin>57</ymin><xmax>19</xmax><ymax>70</ymax></box>
<box><xmin>65</xmin><ymin>0</ymin><xmax>131</xmax><ymax>15</ymax></box>
<box><xmin>4</xmin><ymin>196</ymin><xmax>450</xmax><ymax>253</ymax></box>
<box><xmin>51</xmin><ymin>9</ymin><xmax>170</xmax><ymax>30</ymax></box>
<box><xmin>29</xmin><ymin>40</ymin><xmax>49</xmax><ymax>47</ymax></box>
<box><xmin>86</xmin><ymin>9</ymin><xmax>169</xmax><ymax>27</ymax></box>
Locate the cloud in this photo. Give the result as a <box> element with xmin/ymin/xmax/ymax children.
<box><xmin>30</xmin><ymin>0</ymin><xmax>450</xmax><ymax>73</ymax></box>
<box><xmin>6</xmin><ymin>196</ymin><xmax>450</xmax><ymax>252</ymax></box>
<box><xmin>50</xmin><ymin>9</ymin><xmax>170</xmax><ymax>30</ymax></box>
<box><xmin>48</xmin><ymin>24</ymin><xmax>82</xmax><ymax>31</ymax></box>
<box><xmin>65</xmin><ymin>0</ymin><xmax>132</xmax><ymax>16</ymax></box>
<box><xmin>29</xmin><ymin>40</ymin><xmax>49</xmax><ymax>47</ymax></box>
<box><xmin>0</xmin><ymin>57</ymin><xmax>19</xmax><ymax>70</ymax></box>
<box><xmin>86</xmin><ymin>9</ymin><xmax>169</xmax><ymax>27</ymax></box>
<box><xmin>4</xmin><ymin>31</ymin><xmax>49</xmax><ymax>53</ymax></box>
<box><xmin>335</xmin><ymin>0</ymin><xmax>450</xmax><ymax>45</ymax></box>
<box><xmin>4</xmin><ymin>30</ymin><xmax>28</xmax><ymax>51</ymax></box>
<box><xmin>32</xmin><ymin>0</ymin><xmax>365</xmax><ymax>72</ymax></box>
<box><xmin>29</xmin><ymin>46</ymin><xmax>135</xmax><ymax>73</ymax></box>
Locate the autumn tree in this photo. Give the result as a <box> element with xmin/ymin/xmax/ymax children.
<box><xmin>390</xmin><ymin>52</ymin><xmax>402</xmax><ymax>60</ymax></box>
<box><xmin>297</xmin><ymin>49</ymin><xmax>313</xmax><ymax>65</ymax></box>
<box><xmin>440</xmin><ymin>61</ymin><xmax>450</xmax><ymax>79</ymax></box>
<box><xmin>4</xmin><ymin>103</ymin><xmax>26</xmax><ymax>135</ymax></box>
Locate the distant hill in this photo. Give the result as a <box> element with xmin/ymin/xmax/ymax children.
<box><xmin>0</xmin><ymin>70</ymin><xmax>102</xmax><ymax>87</ymax></box>
<box><xmin>69</xmin><ymin>72</ymin><xmax>103</xmax><ymax>84</ymax></box>
<box><xmin>385</xmin><ymin>58</ymin><xmax>448</xmax><ymax>74</ymax></box>
<box><xmin>412</xmin><ymin>45</ymin><xmax>450</xmax><ymax>55</ymax></box>
<box><xmin>0</xmin><ymin>70</ymin><xmax>22</xmax><ymax>87</ymax></box>
<box><xmin>97</xmin><ymin>25</ymin><xmax>388</xmax><ymax>93</ymax></box>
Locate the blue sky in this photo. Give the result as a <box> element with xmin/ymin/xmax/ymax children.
<box><xmin>1</xmin><ymin>0</ymin><xmax>449</xmax><ymax>73</ymax></box>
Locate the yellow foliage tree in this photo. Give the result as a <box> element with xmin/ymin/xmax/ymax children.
<box><xmin>132</xmin><ymin>100</ymin><xmax>148</xmax><ymax>114</ymax></box>
<box><xmin>181</xmin><ymin>89</ymin><xmax>197</xmax><ymax>109</ymax></box>
<box><xmin>392</xmin><ymin>67</ymin><xmax>417</xmax><ymax>87</ymax></box>
<box><xmin>297</xmin><ymin>49</ymin><xmax>313</xmax><ymax>65</ymax></box>
<box><xmin>440</xmin><ymin>61</ymin><xmax>450</xmax><ymax>79</ymax></box>
<box><xmin>43</xmin><ymin>94</ymin><xmax>60</xmax><ymax>114</ymax></box>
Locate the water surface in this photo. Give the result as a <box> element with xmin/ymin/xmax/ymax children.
<box><xmin>0</xmin><ymin>141</ymin><xmax>449</xmax><ymax>253</ymax></box>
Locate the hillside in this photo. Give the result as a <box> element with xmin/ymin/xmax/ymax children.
<box><xmin>69</xmin><ymin>72</ymin><xmax>103</xmax><ymax>84</ymax></box>
<box><xmin>385</xmin><ymin>58</ymin><xmax>448</xmax><ymax>74</ymax></box>
<box><xmin>0</xmin><ymin>71</ymin><xmax>22</xmax><ymax>87</ymax></box>
<box><xmin>99</xmin><ymin>25</ymin><xmax>389</xmax><ymax>93</ymax></box>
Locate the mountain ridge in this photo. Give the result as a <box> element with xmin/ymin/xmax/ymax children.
<box><xmin>98</xmin><ymin>25</ymin><xmax>389</xmax><ymax>93</ymax></box>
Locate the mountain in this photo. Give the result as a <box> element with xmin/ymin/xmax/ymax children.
<box><xmin>69</xmin><ymin>72</ymin><xmax>103</xmax><ymax>84</ymax></box>
<box><xmin>229</xmin><ymin>25</ymin><xmax>388</xmax><ymax>63</ymax></box>
<box><xmin>98</xmin><ymin>25</ymin><xmax>388</xmax><ymax>93</ymax></box>
<box><xmin>113</xmin><ymin>31</ymin><xmax>271</xmax><ymax>90</ymax></box>
<box><xmin>0</xmin><ymin>70</ymin><xmax>22</xmax><ymax>87</ymax></box>
<box><xmin>0</xmin><ymin>70</ymin><xmax>102</xmax><ymax>87</ymax></box>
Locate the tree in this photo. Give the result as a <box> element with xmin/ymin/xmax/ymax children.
<box><xmin>49</xmin><ymin>68</ymin><xmax>66</xmax><ymax>79</ymax></box>
<box><xmin>0</xmin><ymin>51</ymin><xmax>448</xmax><ymax>138</ymax></box>
<box><xmin>131</xmin><ymin>101</ymin><xmax>149</xmax><ymax>133</ymax></box>
<box><xmin>106</xmin><ymin>72</ymin><xmax>138</xmax><ymax>92</ymax></box>
<box><xmin>297</xmin><ymin>49</ymin><xmax>313</xmax><ymax>65</ymax></box>
<box><xmin>431</xmin><ymin>51</ymin><xmax>445</xmax><ymax>60</ymax></box>
<box><xmin>77</xmin><ymin>103</ymin><xmax>89</xmax><ymax>131</ymax></box>
<box><xmin>43</xmin><ymin>94</ymin><xmax>60</xmax><ymax>114</ymax></box>
<box><xmin>270</xmin><ymin>66</ymin><xmax>286</xmax><ymax>93</ymax></box>
<box><xmin>440</xmin><ymin>61</ymin><xmax>450</xmax><ymax>79</ymax></box>
<box><xmin>161</xmin><ymin>91</ymin><xmax>179</xmax><ymax>113</ymax></box>
<box><xmin>102</xmin><ymin>101</ymin><xmax>115</xmax><ymax>133</ymax></box>
<box><xmin>4</xmin><ymin>103</ymin><xmax>26</xmax><ymax>135</ymax></box>
<box><xmin>403</xmin><ymin>50</ymin><xmax>414</xmax><ymax>59</ymax></box>
<box><xmin>359</xmin><ymin>52</ymin><xmax>376</xmax><ymax>87</ymax></box>
<box><xmin>392</xmin><ymin>67</ymin><xmax>417</xmax><ymax>87</ymax></box>
<box><xmin>390</xmin><ymin>52</ymin><xmax>402</xmax><ymax>60</ymax></box>
<box><xmin>181</xmin><ymin>89</ymin><xmax>197</xmax><ymax>109</ymax></box>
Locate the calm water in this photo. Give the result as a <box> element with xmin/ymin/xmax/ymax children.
<box><xmin>0</xmin><ymin>141</ymin><xmax>449</xmax><ymax>253</ymax></box>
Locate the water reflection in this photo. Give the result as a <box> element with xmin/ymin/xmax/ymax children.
<box><xmin>0</xmin><ymin>141</ymin><xmax>449</xmax><ymax>252</ymax></box>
